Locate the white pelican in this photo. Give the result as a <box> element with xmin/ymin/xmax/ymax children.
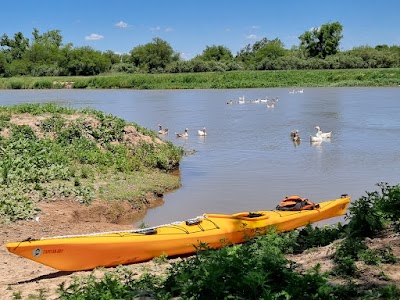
<box><xmin>158</xmin><ymin>124</ymin><xmax>169</xmax><ymax>135</ymax></box>
<box><xmin>176</xmin><ymin>128</ymin><xmax>188</xmax><ymax>138</ymax></box>
<box><xmin>198</xmin><ymin>127</ymin><xmax>207</xmax><ymax>136</ymax></box>
<box><xmin>315</xmin><ymin>126</ymin><xmax>332</xmax><ymax>138</ymax></box>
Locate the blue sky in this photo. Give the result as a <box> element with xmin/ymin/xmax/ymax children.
<box><xmin>1</xmin><ymin>0</ymin><xmax>399</xmax><ymax>60</ymax></box>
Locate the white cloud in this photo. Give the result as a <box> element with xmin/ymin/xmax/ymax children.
<box><xmin>246</xmin><ymin>34</ymin><xmax>257</xmax><ymax>40</ymax></box>
<box><xmin>310</xmin><ymin>26</ymin><xmax>321</xmax><ymax>32</ymax></box>
<box><xmin>180</xmin><ymin>52</ymin><xmax>193</xmax><ymax>61</ymax></box>
<box><xmin>149</xmin><ymin>26</ymin><xmax>173</xmax><ymax>33</ymax></box>
<box><xmin>150</xmin><ymin>26</ymin><xmax>161</xmax><ymax>32</ymax></box>
<box><xmin>115</xmin><ymin>21</ymin><xmax>128</xmax><ymax>28</ymax></box>
<box><xmin>85</xmin><ymin>33</ymin><xmax>104</xmax><ymax>41</ymax></box>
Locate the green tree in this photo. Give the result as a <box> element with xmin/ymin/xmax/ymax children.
<box><xmin>255</xmin><ymin>38</ymin><xmax>286</xmax><ymax>70</ymax></box>
<box><xmin>0</xmin><ymin>51</ymin><xmax>6</xmax><ymax>75</ymax></box>
<box><xmin>236</xmin><ymin>37</ymin><xmax>286</xmax><ymax>70</ymax></box>
<box><xmin>32</xmin><ymin>28</ymin><xmax>63</xmax><ymax>48</ymax></box>
<box><xmin>236</xmin><ymin>37</ymin><xmax>271</xmax><ymax>68</ymax></box>
<box><xmin>25</xmin><ymin>29</ymin><xmax>66</xmax><ymax>76</ymax></box>
<box><xmin>27</xmin><ymin>29</ymin><xmax>64</xmax><ymax>63</ymax></box>
<box><xmin>65</xmin><ymin>46</ymin><xmax>111</xmax><ymax>75</ymax></box>
<box><xmin>0</xmin><ymin>32</ymin><xmax>30</xmax><ymax>60</ymax></box>
<box><xmin>129</xmin><ymin>37</ymin><xmax>180</xmax><ymax>73</ymax></box>
<box><xmin>299</xmin><ymin>21</ymin><xmax>343</xmax><ymax>58</ymax></box>
<box><xmin>196</xmin><ymin>45</ymin><xmax>233</xmax><ymax>62</ymax></box>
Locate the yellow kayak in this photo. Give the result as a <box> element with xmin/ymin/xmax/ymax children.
<box><xmin>5</xmin><ymin>195</ymin><xmax>350</xmax><ymax>271</ymax></box>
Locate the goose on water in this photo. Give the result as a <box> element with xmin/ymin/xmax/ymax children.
<box><xmin>315</xmin><ymin>126</ymin><xmax>332</xmax><ymax>138</ymax></box>
<box><xmin>176</xmin><ymin>128</ymin><xmax>189</xmax><ymax>138</ymax></box>
<box><xmin>290</xmin><ymin>130</ymin><xmax>299</xmax><ymax>138</ymax></box>
<box><xmin>238</xmin><ymin>96</ymin><xmax>246</xmax><ymax>104</ymax></box>
<box><xmin>158</xmin><ymin>124</ymin><xmax>169</xmax><ymax>135</ymax></box>
<box><xmin>198</xmin><ymin>127</ymin><xmax>207</xmax><ymax>136</ymax></box>
<box><xmin>310</xmin><ymin>133</ymin><xmax>323</xmax><ymax>143</ymax></box>
<box><xmin>291</xmin><ymin>130</ymin><xmax>301</xmax><ymax>142</ymax></box>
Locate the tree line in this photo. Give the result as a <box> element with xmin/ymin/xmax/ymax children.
<box><xmin>1</xmin><ymin>21</ymin><xmax>400</xmax><ymax>77</ymax></box>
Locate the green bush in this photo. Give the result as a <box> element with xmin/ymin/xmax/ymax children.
<box><xmin>345</xmin><ymin>191</ymin><xmax>385</xmax><ymax>238</ymax></box>
<box><xmin>32</xmin><ymin>79</ymin><xmax>53</xmax><ymax>89</ymax></box>
<box><xmin>163</xmin><ymin>233</ymin><xmax>333</xmax><ymax>300</ymax></box>
<box><xmin>0</xmin><ymin>103</ymin><xmax>184</xmax><ymax>222</ymax></box>
<box><xmin>285</xmin><ymin>223</ymin><xmax>346</xmax><ymax>254</ymax></box>
<box><xmin>40</xmin><ymin>115</ymin><xmax>66</xmax><ymax>132</ymax></box>
<box><xmin>58</xmin><ymin>268</ymin><xmax>164</xmax><ymax>300</ymax></box>
<box><xmin>375</xmin><ymin>182</ymin><xmax>400</xmax><ymax>230</ymax></box>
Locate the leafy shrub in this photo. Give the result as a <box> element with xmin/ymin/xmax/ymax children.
<box><xmin>0</xmin><ymin>103</ymin><xmax>183</xmax><ymax>222</ymax></box>
<box><xmin>0</xmin><ymin>192</ymin><xmax>38</xmax><ymax>222</ymax></box>
<box><xmin>10</xmin><ymin>124</ymin><xmax>37</xmax><ymax>141</ymax></box>
<box><xmin>358</xmin><ymin>246</ymin><xmax>397</xmax><ymax>266</ymax></box>
<box><xmin>333</xmin><ymin>237</ymin><xmax>366</xmax><ymax>276</ymax></box>
<box><xmin>345</xmin><ymin>191</ymin><xmax>385</xmax><ymax>238</ymax></box>
<box><xmin>32</xmin><ymin>79</ymin><xmax>53</xmax><ymax>89</ymax></box>
<box><xmin>164</xmin><ymin>233</ymin><xmax>333</xmax><ymax>300</ymax></box>
<box><xmin>5</xmin><ymin>103</ymin><xmax>74</xmax><ymax>115</ymax></box>
<box><xmin>9</xmin><ymin>80</ymin><xmax>24</xmax><ymax>89</ymax></box>
<box><xmin>56</xmin><ymin>127</ymin><xmax>83</xmax><ymax>145</ymax></box>
<box><xmin>332</xmin><ymin>255</ymin><xmax>357</xmax><ymax>277</ymax></box>
<box><xmin>40</xmin><ymin>115</ymin><xmax>66</xmax><ymax>132</ymax></box>
<box><xmin>359</xmin><ymin>248</ymin><xmax>382</xmax><ymax>265</ymax></box>
<box><xmin>58</xmin><ymin>269</ymin><xmax>164</xmax><ymax>300</ymax></box>
<box><xmin>0</xmin><ymin>112</ymin><xmax>11</xmax><ymax>122</ymax></box>
<box><xmin>375</xmin><ymin>182</ymin><xmax>400</xmax><ymax>230</ymax></box>
<box><xmin>285</xmin><ymin>223</ymin><xmax>346</xmax><ymax>254</ymax></box>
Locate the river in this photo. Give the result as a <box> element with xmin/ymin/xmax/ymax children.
<box><xmin>1</xmin><ymin>87</ymin><xmax>399</xmax><ymax>226</ymax></box>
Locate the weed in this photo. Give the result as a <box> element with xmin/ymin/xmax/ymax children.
<box><xmin>152</xmin><ymin>252</ymin><xmax>168</xmax><ymax>264</ymax></box>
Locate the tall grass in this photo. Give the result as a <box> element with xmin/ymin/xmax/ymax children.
<box><xmin>1</xmin><ymin>69</ymin><xmax>400</xmax><ymax>90</ymax></box>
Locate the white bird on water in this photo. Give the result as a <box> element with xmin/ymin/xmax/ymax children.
<box><xmin>315</xmin><ymin>126</ymin><xmax>332</xmax><ymax>138</ymax></box>
<box><xmin>198</xmin><ymin>127</ymin><xmax>207</xmax><ymax>136</ymax></box>
<box><xmin>310</xmin><ymin>133</ymin><xmax>323</xmax><ymax>143</ymax></box>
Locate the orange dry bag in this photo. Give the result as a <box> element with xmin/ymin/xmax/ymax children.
<box><xmin>276</xmin><ymin>195</ymin><xmax>320</xmax><ymax>211</ymax></box>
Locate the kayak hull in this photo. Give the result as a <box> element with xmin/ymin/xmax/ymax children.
<box><xmin>6</xmin><ymin>196</ymin><xmax>350</xmax><ymax>271</ymax></box>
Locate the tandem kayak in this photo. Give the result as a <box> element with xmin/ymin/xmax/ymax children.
<box><xmin>5</xmin><ymin>194</ymin><xmax>350</xmax><ymax>271</ymax></box>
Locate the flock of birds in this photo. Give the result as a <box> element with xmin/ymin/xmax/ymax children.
<box><xmin>158</xmin><ymin>90</ymin><xmax>332</xmax><ymax>146</ymax></box>
<box><xmin>291</xmin><ymin>126</ymin><xmax>332</xmax><ymax>144</ymax></box>
<box><xmin>158</xmin><ymin>123</ymin><xmax>332</xmax><ymax>145</ymax></box>
<box><xmin>158</xmin><ymin>124</ymin><xmax>206</xmax><ymax>138</ymax></box>
<box><xmin>226</xmin><ymin>96</ymin><xmax>279</xmax><ymax>108</ymax></box>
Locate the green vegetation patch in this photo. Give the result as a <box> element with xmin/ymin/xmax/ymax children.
<box><xmin>0</xmin><ymin>103</ymin><xmax>184</xmax><ymax>222</ymax></box>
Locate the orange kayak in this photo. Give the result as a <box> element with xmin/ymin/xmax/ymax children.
<box><xmin>5</xmin><ymin>195</ymin><xmax>350</xmax><ymax>271</ymax></box>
